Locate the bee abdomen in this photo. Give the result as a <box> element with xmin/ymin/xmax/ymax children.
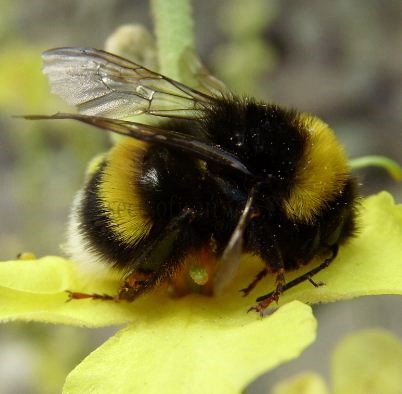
<box><xmin>66</xmin><ymin>139</ymin><xmax>153</xmax><ymax>274</ymax></box>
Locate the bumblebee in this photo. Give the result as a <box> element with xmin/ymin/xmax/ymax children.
<box><xmin>29</xmin><ymin>47</ymin><xmax>358</xmax><ymax>314</ymax></box>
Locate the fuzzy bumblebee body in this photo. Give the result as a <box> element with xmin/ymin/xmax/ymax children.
<box><xmin>33</xmin><ymin>47</ymin><xmax>358</xmax><ymax>312</ymax></box>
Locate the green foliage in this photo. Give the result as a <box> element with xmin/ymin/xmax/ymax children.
<box><xmin>349</xmin><ymin>155</ymin><xmax>402</xmax><ymax>181</ymax></box>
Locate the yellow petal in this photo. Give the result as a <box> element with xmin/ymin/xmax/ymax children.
<box><xmin>63</xmin><ymin>301</ymin><xmax>316</xmax><ymax>394</ymax></box>
<box><xmin>332</xmin><ymin>329</ymin><xmax>402</xmax><ymax>394</ymax></box>
<box><xmin>0</xmin><ymin>256</ymin><xmax>136</xmax><ymax>326</ymax></box>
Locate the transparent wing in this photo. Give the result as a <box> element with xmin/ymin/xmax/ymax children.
<box><xmin>23</xmin><ymin>113</ymin><xmax>251</xmax><ymax>176</ymax></box>
<box><xmin>42</xmin><ymin>47</ymin><xmax>217</xmax><ymax>119</ymax></box>
<box><xmin>181</xmin><ymin>48</ymin><xmax>231</xmax><ymax>98</ymax></box>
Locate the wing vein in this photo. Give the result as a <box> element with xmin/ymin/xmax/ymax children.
<box><xmin>42</xmin><ymin>47</ymin><xmax>216</xmax><ymax>119</ymax></box>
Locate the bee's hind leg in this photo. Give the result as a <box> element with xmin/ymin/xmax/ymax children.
<box><xmin>65</xmin><ymin>270</ymin><xmax>158</xmax><ymax>303</ymax></box>
<box><xmin>116</xmin><ymin>270</ymin><xmax>159</xmax><ymax>302</ymax></box>
<box><xmin>65</xmin><ymin>207</ymin><xmax>196</xmax><ymax>303</ymax></box>
<box><xmin>116</xmin><ymin>207</ymin><xmax>197</xmax><ymax>301</ymax></box>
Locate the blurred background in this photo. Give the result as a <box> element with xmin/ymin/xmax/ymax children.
<box><xmin>0</xmin><ymin>0</ymin><xmax>401</xmax><ymax>393</ymax></box>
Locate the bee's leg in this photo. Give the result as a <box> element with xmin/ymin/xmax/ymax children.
<box><xmin>66</xmin><ymin>208</ymin><xmax>196</xmax><ymax>303</ymax></box>
<box><xmin>245</xmin><ymin>245</ymin><xmax>286</xmax><ymax>315</ymax></box>
<box><xmin>250</xmin><ymin>245</ymin><xmax>339</xmax><ymax>316</ymax></box>
<box><xmin>64</xmin><ymin>269</ymin><xmax>159</xmax><ymax>302</ymax></box>
<box><xmin>118</xmin><ymin>208</ymin><xmax>197</xmax><ymax>302</ymax></box>
<box><xmin>66</xmin><ymin>291</ymin><xmax>115</xmax><ymax>302</ymax></box>
<box><xmin>65</xmin><ymin>271</ymin><xmax>158</xmax><ymax>302</ymax></box>
<box><xmin>115</xmin><ymin>270</ymin><xmax>159</xmax><ymax>302</ymax></box>
<box><xmin>240</xmin><ymin>267</ymin><xmax>269</xmax><ymax>296</ymax></box>
<box><xmin>248</xmin><ymin>268</ymin><xmax>286</xmax><ymax>316</ymax></box>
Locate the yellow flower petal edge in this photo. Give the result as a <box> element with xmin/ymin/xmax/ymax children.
<box><xmin>63</xmin><ymin>301</ymin><xmax>316</xmax><ymax>394</ymax></box>
<box><xmin>332</xmin><ymin>329</ymin><xmax>402</xmax><ymax>394</ymax></box>
<box><xmin>272</xmin><ymin>372</ymin><xmax>330</xmax><ymax>394</ymax></box>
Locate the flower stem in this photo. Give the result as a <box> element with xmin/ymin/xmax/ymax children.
<box><xmin>349</xmin><ymin>155</ymin><xmax>402</xmax><ymax>181</ymax></box>
<box><xmin>150</xmin><ymin>0</ymin><xmax>195</xmax><ymax>83</ymax></box>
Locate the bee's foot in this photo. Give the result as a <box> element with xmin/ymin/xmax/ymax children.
<box><xmin>308</xmin><ymin>277</ymin><xmax>325</xmax><ymax>288</ymax></box>
<box><xmin>240</xmin><ymin>287</ymin><xmax>252</xmax><ymax>297</ymax></box>
<box><xmin>247</xmin><ymin>305</ymin><xmax>264</xmax><ymax>317</ymax></box>
<box><xmin>247</xmin><ymin>301</ymin><xmax>273</xmax><ymax>317</ymax></box>
<box><xmin>248</xmin><ymin>291</ymin><xmax>281</xmax><ymax>316</ymax></box>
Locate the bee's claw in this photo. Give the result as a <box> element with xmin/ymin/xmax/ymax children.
<box><xmin>240</xmin><ymin>287</ymin><xmax>251</xmax><ymax>297</ymax></box>
<box><xmin>248</xmin><ymin>291</ymin><xmax>280</xmax><ymax>317</ymax></box>
<box><xmin>247</xmin><ymin>305</ymin><xmax>258</xmax><ymax>314</ymax></box>
<box><xmin>247</xmin><ymin>304</ymin><xmax>265</xmax><ymax>317</ymax></box>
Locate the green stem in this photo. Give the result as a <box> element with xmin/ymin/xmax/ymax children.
<box><xmin>150</xmin><ymin>0</ymin><xmax>195</xmax><ymax>83</ymax></box>
<box><xmin>349</xmin><ymin>155</ymin><xmax>402</xmax><ymax>181</ymax></box>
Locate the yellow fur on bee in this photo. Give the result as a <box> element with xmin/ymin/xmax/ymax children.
<box><xmin>283</xmin><ymin>114</ymin><xmax>349</xmax><ymax>223</ymax></box>
<box><xmin>99</xmin><ymin>138</ymin><xmax>152</xmax><ymax>243</ymax></box>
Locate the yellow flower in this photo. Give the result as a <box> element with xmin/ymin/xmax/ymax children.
<box><xmin>1</xmin><ymin>192</ymin><xmax>402</xmax><ymax>393</ymax></box>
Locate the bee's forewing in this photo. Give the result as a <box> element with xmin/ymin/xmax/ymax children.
<box><xmin>24</xmin><ymin>113</ymin><xmax>251</xmax><ymax>176</ymax></box>
<box><xmin>42</xmin><ymin>47</ymin><xmax>215</xmax><ymax>119</ymax></box>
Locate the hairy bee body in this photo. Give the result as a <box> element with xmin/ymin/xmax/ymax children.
<box><xmin>67</xmin><ymin>98</ymin><xmax>357</xmax><ymax>293</ymax></box>
<box><xmin>33</xmin><ymin>47</ymin><xmax>358</xmax><ymax>311</ymax></box>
